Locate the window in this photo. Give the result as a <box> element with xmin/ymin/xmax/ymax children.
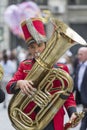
<box><xmin>8</xmin><ymin>0</ymin><xmax>26</xmax><ymax>4</ymax></box>
<box><xmin>33</xmin><ymin>0</ymin><xmax>48</xmax><ymax>5</ymax></box>
<box><xmin>70</xmin><ymin>23</ymin><xmax>87</xmax><ymax>54</ymax></box>
<box><xmin>68</xmin><ymin>0</ymin><xmax>87</xmax><ymax>5</ymax></box>
<box><xmin>0</xmin><ymin>26</ymin><xmax>4</xmax><ymax>42</ymax></box>
<box><xmin>68</xmin><ymin>0</ymin><xmax>76</xmax><ymax>5</ymax></box>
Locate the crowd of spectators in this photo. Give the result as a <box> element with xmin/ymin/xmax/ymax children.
<box><xmin>0</xmin><ymin>46</ymin><xmax>28</xmax><ymax>108</ymax></box>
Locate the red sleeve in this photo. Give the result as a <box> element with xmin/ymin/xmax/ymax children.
<box><xmin>64</xmin><ymin>93</ymin><xmax>76</xmax><ymax>109</ymax></box>
<box><xmin>57</xmin><ymin>63</ymin><xmax>69</xmax><ymax>73</ymax></box>
<box><xmin>6</xmin><ymin>62</ymin><xmax>25</xmax><ymax>94</ymax></box>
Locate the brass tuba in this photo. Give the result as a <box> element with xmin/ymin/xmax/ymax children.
<box><xmin>8</xmin><ymin>18</ymin><xmax>86</xmax><ymax>130</ymax></box>
<box><xmin>0</xmin><ymin>64</ymin><xmax>4</xmax><ymax>80</ymax></box>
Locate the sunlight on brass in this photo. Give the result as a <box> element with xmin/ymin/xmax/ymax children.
<box><xmin>64</xmin><ymin>111</ymin><xmax>85</xmax><ymax>130</ymax></box>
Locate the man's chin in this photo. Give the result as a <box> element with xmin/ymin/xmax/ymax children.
<box><xmin>35</xmin><ymin>56</ymin><xmax>39</xmax><ymax>59</ymax></box>
<box><xmin>35</xmin><ymin>53</ymin><xmax>40</xmax><ymax>58</ymax></box>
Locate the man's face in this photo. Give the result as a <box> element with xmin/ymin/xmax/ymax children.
<box><xmin>78</xmin><ymin>49</ymin><xmax>87</xmax><ymax>62</ymax></box>
<box><xmin>28</xmin><ymin>42</ymin><xmax>46</xmax><ymax>58</ymax></box>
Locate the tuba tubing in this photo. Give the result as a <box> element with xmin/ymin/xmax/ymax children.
<box><xmin>8</xmin><ymin>18</ymin><xmax>87</xmax><ymax>130</ymax></box>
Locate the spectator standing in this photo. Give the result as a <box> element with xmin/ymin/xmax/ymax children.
<box><xmin>74</xmin><ymin>47</ymin><xmax>87</xmax><ymax>130</ymax></box>
<box><xmin>0</xmin><ymin>53</ymin><xmax>16</xmax><ymax>108</ymax></box>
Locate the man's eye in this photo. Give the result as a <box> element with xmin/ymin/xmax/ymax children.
<box><xmin>29</xmin><ymin>45</ymin><xmax>35</xmax><ymax>49</ymax></box>
<box><xmin>31</xmin><ymin>46</ymin><xmax>35</xmax><ymax>49</ymax></box>
<box><xmin>38</xmin><ymin>45</ymin><xmax>41</xmax><ymax>47</ymax></box>
<box><xmin>38</xmin><ymin>44</ymin><xmax>43</xmax><ymax>47</ymax></box>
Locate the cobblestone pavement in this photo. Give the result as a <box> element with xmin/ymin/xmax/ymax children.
<box><xmin>0</xmin><ymin>97</ymin><xmax>82</xmax><ymax>130</ymax></box>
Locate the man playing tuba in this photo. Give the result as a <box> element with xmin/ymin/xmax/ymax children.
<box><xmin>6</xmin><ymin>17</ymin><xmax>80</xmax><ymax>130</ymax></box>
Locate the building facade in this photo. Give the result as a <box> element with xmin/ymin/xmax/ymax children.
<box><xmin>0</xmin><ymin>0</ymin><xmax>87</xmax><ymax>52</ymax></box>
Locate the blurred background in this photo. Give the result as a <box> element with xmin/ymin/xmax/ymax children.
<box><xmin>0</xmin><ymin>0</ymin><xmax>87</xmax><ymax>54</ymax></box>
<box><xmin>0</xmin><ymin>0</ymin><xmax>87</xmax><ymax>129</ymax></box>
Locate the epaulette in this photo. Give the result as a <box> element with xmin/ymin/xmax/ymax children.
<box><xmin>54</xmin><ymin>63</ymin><xmax>64</xmax><ymax>69</ymax></box>
<box><xmin>23</xmin><ymin>59</ymin><xmax>32</xmax><ymax>65</ymax></box>
<box><xmin>57</xmin><ymin>63</ymin><xmax>69</xmax><ymax>73</ymax></box>
<box><xmin>57</xmin><ymin>64</ymin><xmax>64</xmax><ymax>69</ymax></box>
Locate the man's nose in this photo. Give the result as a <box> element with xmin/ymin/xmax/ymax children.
<box><xmin>35</xmin><ymin>47</ymin><xmax>39</xmax><ymax>52</ymax></box>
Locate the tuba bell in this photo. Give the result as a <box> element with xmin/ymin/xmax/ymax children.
<box><xmin>8</xmin><ymin>18</ymin><xmax>86</xmax><ymax>130</ymax></box>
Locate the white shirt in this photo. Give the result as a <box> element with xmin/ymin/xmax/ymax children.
<box><xmin>78</xmin><ymin>61</ymin><xmax>87</xmax><ymax>91</ymax></box>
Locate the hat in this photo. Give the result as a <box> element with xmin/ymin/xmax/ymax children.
<box><xmin>21</xmin><ymin>18</ymin><xmax>47</xmax><ymax>45</ymax></box>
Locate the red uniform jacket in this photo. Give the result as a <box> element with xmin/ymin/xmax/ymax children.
<box><xmin>6</xmin><ymin>59</ymin><xmax>76</xmax><ymax>130</ymax></box>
